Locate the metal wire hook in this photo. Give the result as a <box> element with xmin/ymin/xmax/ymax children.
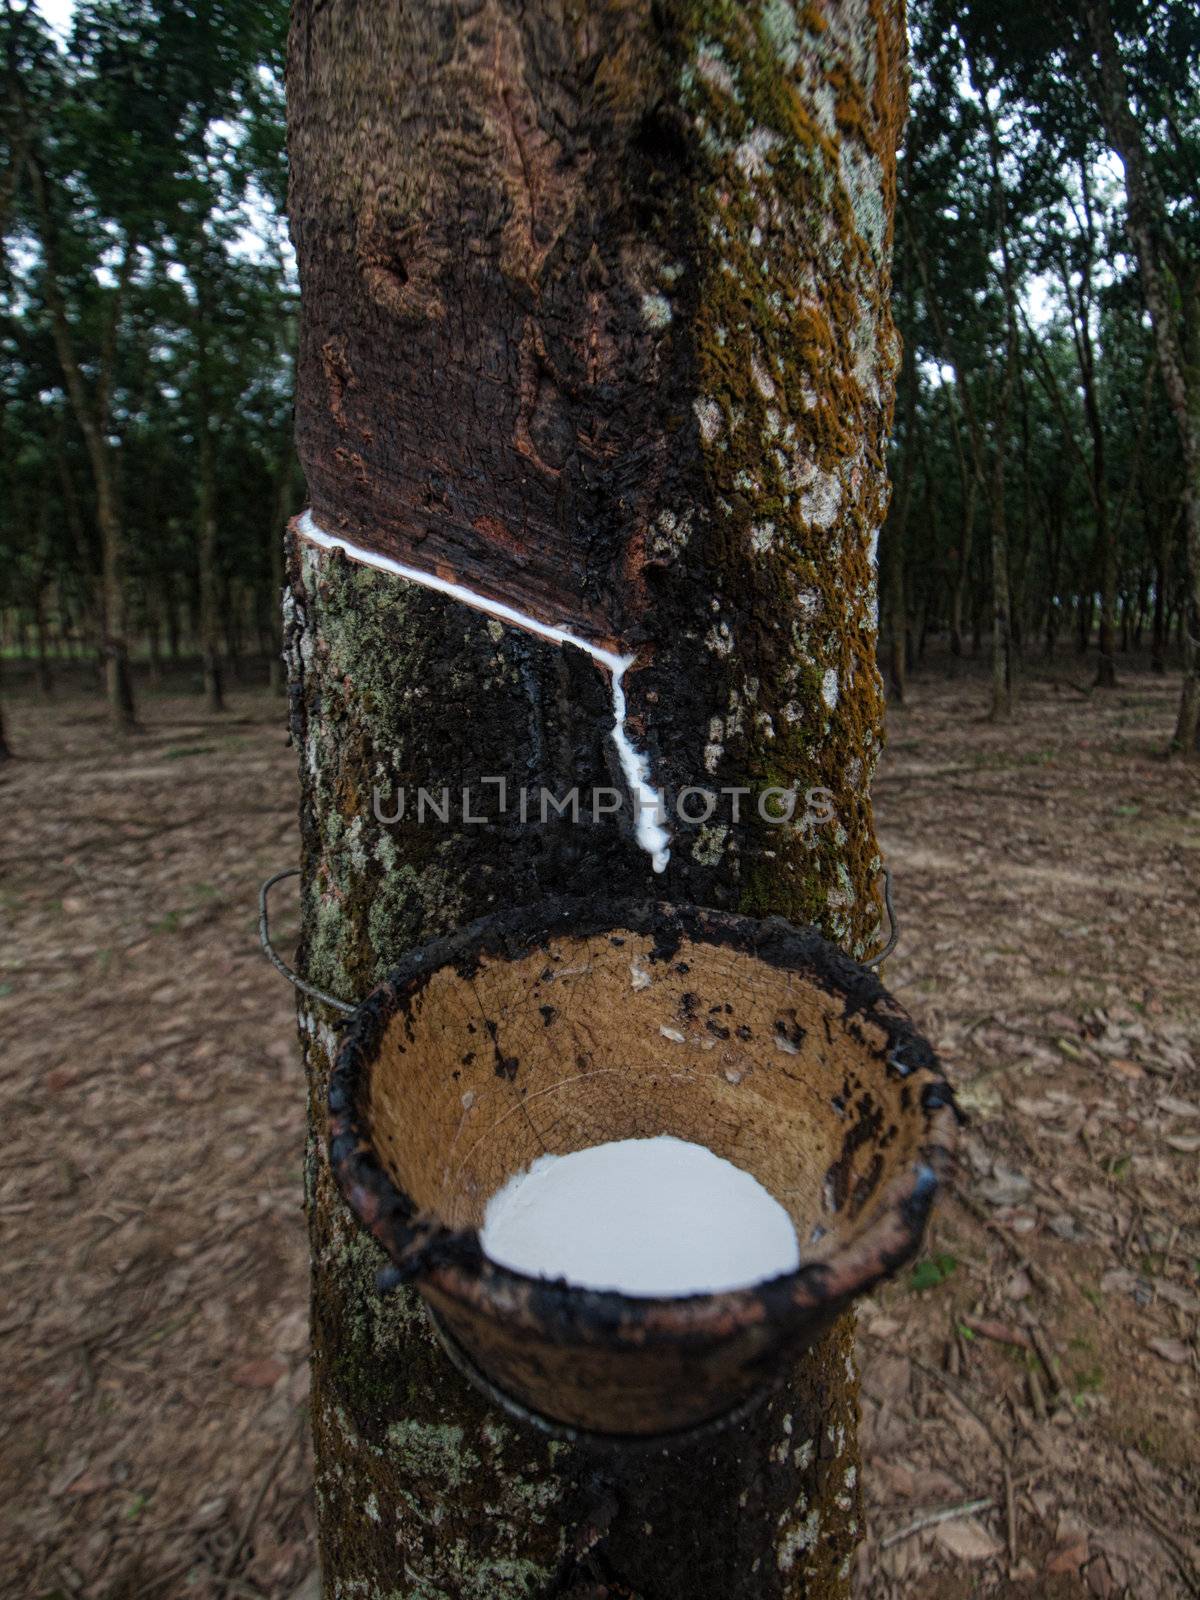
<box><xmin>258</xmin><ymin>868</ymin><xmax>356</xmax><ymax>1016</ymax></box>
<box><xmin>861</xmin><ymin>863</ymin><xmax>899</xmax><ymax>969</ymax></box>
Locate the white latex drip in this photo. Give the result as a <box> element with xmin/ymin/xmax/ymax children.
<box><xmin>297</xmin><ymin>511</ymin><xmax>670</xmax><ymax>870</ymax></box>
<box><xmin>608</xmin><ymin>662</ymin><xmax>670</xmax><ymax>871</ymax></box>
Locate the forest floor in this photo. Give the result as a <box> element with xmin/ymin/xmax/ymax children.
<box><xmin>0</xmin><ymin>656</ymin><xmax>1197</xmax><ymax>1600</ymax></box>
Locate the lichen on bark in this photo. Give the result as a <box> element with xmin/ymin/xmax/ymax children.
<box><xmin>622</xmin><ymin>0</ymin><xmax>906</xmax><ymax>947</ymax></box>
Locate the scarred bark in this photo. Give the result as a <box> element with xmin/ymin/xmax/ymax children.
<box><xmin>287</xmin><ymin>2</ymin><xmax>907</xmax><ymax>1594</ymax></box>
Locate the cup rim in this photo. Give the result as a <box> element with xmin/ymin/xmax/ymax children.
<box><xmin>328</xmin><ymin>893</ymin><xmax>960</xmax><ymax>1350</ymax></box>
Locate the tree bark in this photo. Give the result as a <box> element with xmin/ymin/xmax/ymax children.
<box><xmin>195</xmin><ymin>259</ymin><xmax>226</xmax><ymax>714</ymax></box>
<box><xmin>1041</xmin><ymin>482</ymin><xmax>1066</xmax><ymax>660</ymax></box>
<box><xmin>288</xmin><ymin>2</ymin><xmax>906</xmax><ymax>1594</ymax></box>
<box><xmin>1059</xmin><ymin>170</ymin><xmax>1117</xmax><ymax>688</ymax></box>
<box><xmin>1077</xmin><ymin>590</ymin><xmax>1093</xmax><ymax>654</ymax></box>
<box><xmin>197</xmin><ymin>439</ymin><xmax>225</xmax><ymax>710</ymax></box>
<box><xmin>0</xmin><ymin>664</ymin><xmax>11</xmax><ymax>763</ymax></box>
<box><xmin>963</xmin><ymin>47</ymin><xmax>1018</xmax><ymax>720</ymax></box>
<box><xmin>221</xmin><ymin>576</ymin><xmax>243</xmax><ymax>683</ymax></box>
<box><xmin>884</xmin><ymin>330</ymin><xmax>917</xmax><ymax>705</ymax></box>
<box><xmin>1152</xmin><ymin>502</ymin><xmax>1181</xmax><ymax>674</ymax></box>
<box><xmin>941</xmin><ymin>372</ymin><xmax>981</xmax><ymax>663</ymax></box>
<box><xmin>34</xmin><ymin>589</ymin><xmax>52</xmax><ymax>696</ymax></box>
<box><xmin>33</xmin><ymin>478</ymin><xmax>54</xmax><ymax>697</ymax></box>
<box><xmin>1010</xmin><ymin>365</ymin><xmax>1036</xmax><ymax>660</ymax></box>
<box><xmin>146</xmin><ymin>594</ymin><xmax>163</xmax><ymax>687</ymax></box>
<box><xmin>163</xmin><ymin>571</ymin><xmax>181</xmax><ymax>664</ymax></box>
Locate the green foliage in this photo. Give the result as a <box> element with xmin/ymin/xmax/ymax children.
<box><xmin>909</xmin><ymin>1251</ymin><xmax>959</xmax><ymax>1291</ymax></box>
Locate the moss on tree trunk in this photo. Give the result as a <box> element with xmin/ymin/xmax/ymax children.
<box><xmin>287</xmin><ymin>1</ymin><xmax>907</xmax><ymax>1593</ymax></box>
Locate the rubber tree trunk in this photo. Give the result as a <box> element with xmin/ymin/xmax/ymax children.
<box><xmin>971</xmin><ymin>49</ymin><xmax>1017</xmax><ymax>723</ymax></box>
<box><xmin>949</xmin><ymin>470</ymin><xmax>976</xmax><ymax>659</ymax></box>
<box><xmin>1094</xmin><ymin>513</ymin><xmax>1118</xmax><ymax>686</ymax></box>
<box><xmin>96</xmin><ymin>504</ymin><xmax>136</xmax><ymax>723</ymax></box>
<box><xmin>1151</xmin><ymin>508</ymin><xmax>1177</xmax><ymax>675</ymax></box>
<box><xmin>164</xmin><ymin>572</ymin><xmax>181</xmax><ymax>664</ymax></box>
<box><xmin>989</xmin><ymin>468</ymin><xmax>1015</xmax><ymax>721</ymax></box>
<box><xmin>287</xmin><ymin>2</ymin><xmax>906</xmax><ymax>1594</ymax></box>
<box><xmin>1066</xmin><ymin>168</ymin><xmax>1117</xmax><ymax>690</ymax></box>
<box><xmin>196</xmin><ymin>297</ymin><xmax>226</xmax><ymax>714</ymax></box>
<box><xmin>198</xmin><ymin>440</ymin><xmax>225</xmax><ymax>711</ymax></box>
<box><xmin>35</xmin><ymin>586</ymin><xmax>53</xmax><ymax>697</ymax></box>
<box><xmin>220</xmin><ymin>575</ymin><xmax>243</xmax><ymax>684</ymax></box>
<box><xmin>146</xmin><ymin>595</ymin><xmax>163</xmax><ymax>687</ymax></box>
<box><xmin>1077</xmin><ymin>591</ymin><xmax>1093</xmax><ymax>654</ymax></box>
<box><xmin>884</xmin><ymin>332</ymin><xmax>917</xmax><ymax>706</ymax></box>
<box><xmin>0</xmin><ymin>668</ymin><xmax>10</xmax><ymax>763</ymax></box>
<box><xmin>1042</xmin><ymin>495</ymin><xmax>1064</xmax><ymax>660</ymax></box>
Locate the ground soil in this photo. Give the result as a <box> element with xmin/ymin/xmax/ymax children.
<box><xmin>1</xmin><ymin>655</ymin><xmax>1196</xmax><ymax>1599</ymax></box>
